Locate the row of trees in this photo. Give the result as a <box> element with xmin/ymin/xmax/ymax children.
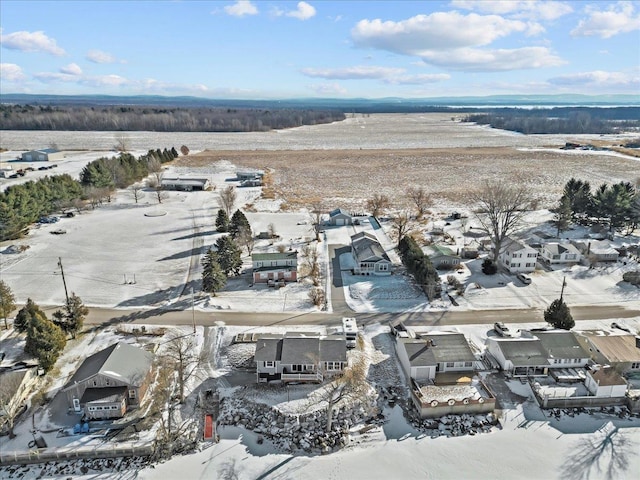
<box><xmin>398</xmin><ymin>235</ymin><xmax>441</xmax><ymax>300</ymax></box>
<box><xmin>0</xmin><ymin>147</ymin><xmax>179</xmax><ymax>241</ymax></box>
<box><xmin>554</xmin><ymin>178</ymin><xmax>640</xmax><ymax>235</ymax></box>
<box><xmin>0</xmin><ymin>105</ymin><xmax>346</xmax><ymax>132</ymax></box>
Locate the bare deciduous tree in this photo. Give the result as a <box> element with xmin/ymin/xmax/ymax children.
<box><xmin>366</xmin><ymin>194</ymin><xmax>391</xmax><ymax>218</ymax></box>
<box><xmin>301</xmin><ymin>244</ymin><xmax>320</xmax><ymax>285</ymax></box>
<box><xmin>390</xmin><ymin>210</ymin><xmax>414</xmax><ymax>245</ymax></box>
<box><xmin>308</xmin><ymin>286</ymin><xmax>325</xmax><ymax>307</ymax></box>
<box><xmin>162</xmin><ymin>332</ymin><xmax>205</xmax><ymax>403</ymax></box>
<box><xmin>309</xmin><ymin>199</ymin><xmax>325</xmax><ymax>242</ymax></box>
<box><xmin>219</xmin><ymin>186</ymin><xmax>237</xmax><ymax>217</ymax></box>
<box><xmin>146</xmin><ymin>175</ymin><xmax>167</xmax><ymax>204</ymax></box>
<box><xmin>407</xmin><ymin>187</ymin><xmax>431</xmax><ymax>219</ymax></box>
<box><xmin>114</xmin><ymin>133</ymin><xmax>130</xmax><ymax>153</ymax></box>
<box><xmin>128</xmin><ymin>183</ymin><xmax>145</xmax><ymax>204</ymax></box>
<box><xmin>471</xmin><ymin>180</ymin><xmax>536</xmax><ymax>264</ymax></box>
<box><xmin>0</xmin><ymin>372</ymin><xmax>30</xmax><ymax>438</ymax></box>
<box><xmin>237</xmin><ymin>225</ymin><xmax>255</xmax><ymax>256</ymax></box>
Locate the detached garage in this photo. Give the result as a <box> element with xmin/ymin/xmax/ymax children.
<box><xmin>21</xmin><ymin>148</ymin><xmax>65</xmax><ymax>162</ymax></box>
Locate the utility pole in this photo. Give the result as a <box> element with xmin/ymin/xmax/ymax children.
<box><xmin>560</xmin><ymin>276</ymin><xmax>567</xmax><ymax>302</ymax></box>
<box><xmin>191</xmin><ymin>287</ymin><xmax>196</xmax><ymax>334</ymax></box>
<box><xmin>58</xmin><ymin>257</ymin><xmax>69</xmax><ymax>304</ymax></box>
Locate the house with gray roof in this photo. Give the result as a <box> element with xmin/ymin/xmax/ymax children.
<box><xmin>395</xmin><ymin>332</ymin><xmax>479</xmax><ymax>382</ymax></box>
<box><xmin>160</xmin><ymin>177</ymin><xmax>210</xmax><ymax>191</ymax></box>
<box><xmin>255</xmin><ymin>333</ymin><xmax>347</xmax><ymax>383</ymax></box>
<box><xmin>62</xmin><ymin>342</ymin><xmax>153</xmax><ymax>419</ymax></box>
<box><xmin>577</xmin><ymin>333</ymin><xmax>640</xmax><ymax>375</ymax></box>
<box><xmin>328</xmin><ymin>208</ymin><xmax>353</xmax><ymax>226</ymax></box>
<box><xmin>252</xmin><ymin>251</ymin><xmax>298</xmax><ymax>285</ymax></box>
<box><xmin>486</xmin><ymin>330</ymin><xmax>590</xmax><ymax>377</ymax></box>
<box><xmin>424</xmin><ymin>245</ymin><xmax>461</xmax><ymax>269</ymax></box>
<box><xmin>497</xmin><ymin>237</ymin><xmax>538</xmax><ymax>273</ymax></box>
<box><xmin>351</xmin><ymin>232</ymin><xmax>391</xmax><ymax>276</ymax></box>
<box><xmin>570</xmin><ymin>239</ymin><xmax>619</xmax><ymax>263</ymax></box>
<box><xmin>539</xmin><ymin>242</ymin><xmax>582</xmax><ymax>265</ymax></box>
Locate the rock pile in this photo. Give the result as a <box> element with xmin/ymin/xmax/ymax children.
<box><xmin>217</xmin><ymin>398</ymin><xmax>372</xmax><ymax>454</ymax></box>
<box><xmin>407</xmin><ymin>412</ymin><xmax>499</xmax><ymax>437</ymax></box>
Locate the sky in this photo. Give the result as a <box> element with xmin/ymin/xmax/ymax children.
<box><xmin>0</xmin><ymin>0</ymin><xmax>639</xmax><ymax>99</ymax></box>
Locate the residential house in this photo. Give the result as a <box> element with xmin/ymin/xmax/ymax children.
<box><xmin>539</xmin><ymin>242</ymin><xmax>582</xmax><ymax>265</ymax></box>
<box><xmin>585</xmin><ymin>366</ymin><xmax>628</xmax><ymax>398</ymax></box>
<box><xmin>255</xmin><ymin>333</ymin><xmax>347</xmax><ymax>383</ymax></box>
<box><xmin>0</xmin><ymin>367</ymin><xmax>40</xmax><ymax>431</ymax></box>
<box><xmin>251</xmin><ymin>251</ymin><xmax>298</xmax><ymax>285</ymax></box>
<box><xmin>486</xmin><ymin>330</ymin><xmax>590</xmax><ymax>377</ymax></box>
<box><xmin>351</xmin><ymin>232</ymin><xmax>391</xmax><ymax>276</ymax></box>
<box><xmin>578</xmin><ymin>334</ymin><xmax>640</xmax><ymax>375</ymax></box>
<box><xmin>570</xmin><ymin>239</ymin><xmax>620</xmax><ymax>263</ymax></box>
<box><xmin>327</xmin><ymin>208</ymin><xmax>353</xmax><ymax>226</ymax></box>
<box><xmin>395</xmin><ymin>329</ymin><xmax>494</xmax><ymax>419</ymax></box>
<box><xmin>160</xmin><ymin>177</ymin><xmax>210</xmax><ymax>191</ymax></box>
<box><xmin>425</xmin><ymin>245</ymin><xmax>461</xmax><ymax>269</ymax></box>
<box><xmin>237</xmin><ymin>170</ymin><xmax>264</xmax><ymax>182</ymax></box>
<box><xmin>21</xmin><ymin>148</ymin><xmax>64</xmax><ymax>162</ymax></box>
<box><xmin>61</xmin><ymin>342</ymin><xmax>153</xmax><ymax>420</ymax></box>
<box><xmin>497</xmin><ymin>237</ymin><xmax>538</xmax><ymax>273</ymax></box>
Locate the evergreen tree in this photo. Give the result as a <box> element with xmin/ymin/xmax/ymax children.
<box><xmin>215</xmin><ymin>209</ymin><xmax>230</xmax><ymax>232</ymax></box>
<box><xmin>0</xmin><ymin>280</ymin><xmax>17</xmax><ymax>330</ymax></box>
<box><xmin>544</xmin><ymin>298</ymin><xmax>574</xmax><ymax>330</ymax></box>
<box><xmin>14</xmin><ymin>298</ymin><xmax>47</xmax><ymax>333</ymax></box>
<box><xmin>229</xmin><ymin>209</ymin><xmax>250</xmax><ymax>238</ymax></box>
<box><xmin>553</xmin><ymin>196</ymin><xmax>573</xmax><ymax>237</ymax></box>
<box><xmin>214</xmin><ymin>235</ymin><xmax>243</xmax><ymax>275</ymax></box>
<box><xmin>201</xmin><ymin>249</ymin><xmax>227</xmax><ymax>295</ymax></box>
<box><xmin>25</xmin><ymin>313</ymin><xmax>66</xmax><ymax>372</ymax></box>
<box><xmin>171</xmin><ymin>147</ymin><xmax>179</xmax><ymax>158</ymax></box>
<box><xmin>52</xmin><ymin>292</ymin><xmax>88</xmax><ymax>339</ymax></box>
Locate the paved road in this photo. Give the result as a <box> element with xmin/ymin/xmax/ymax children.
<box><xmin>81</xmin><ymin>303</ymin><xmax>640</xmax><ymax>329</ymax></box>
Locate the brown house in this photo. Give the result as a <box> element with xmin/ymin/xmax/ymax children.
<box><xmin>61</xmin><ymin>342</ymin><xmax>153</xmax><ymax>420</ymax></box>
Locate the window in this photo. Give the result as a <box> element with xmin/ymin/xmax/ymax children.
<box><xmin>325</xmin><ymin>361</ymin><xmax>342</xmax><ymax>370</ymax></box>
<box><xmin>93</xmin><ymin>380</ymin><xmax>97</xmax><ymax>387</ymax></box>
<box><xmin>378</xmin><ymin>263</ymin><xmax>388</xmax><ymax>271</ymax></box>
<box><xmin>528</xmin><ymin>253</ymin><xmax>537</xmax><ymax>258</ymax></box>
<box><xmin>129</xmin><ymin>389</ymin><xmax>136</xmax><ymax>399</ymax></box>
<box><xmin>526</xmin><ymin>263</ymin><xmax>535</xmax><ymax>267</ymax></box>
<box><xmin>631</xmin><ymin>362</ymin><xmax>640</xmax><ymax>369</ymax></box>
<box><xmin>464</xmin><ymin>361</ymin><xmax>473</xmax><ymax>367</ymax></box>
<box><xmin>265</xmin><ymin>361</ymin><xmax>274</xmax><ymax>368</ymax></box>
<box><xmin>105</xmin><ymin>380</ymin><xmax>110</xmax><ymax>386</ymax></box>
<box><xmin>88</xmin><ymin>406</ymin><xmax>95</xmax><ymax>411</ymax></box>
<box><xmin>446</xmin><ymin>362</ymin><xmax>455</xmax><ymax>368</ymax></box>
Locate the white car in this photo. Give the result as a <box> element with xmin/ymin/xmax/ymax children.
<box><xmin>516</xmin><ymin>273</ymin><xmax>532</xmax><ymax>285</ymax></box>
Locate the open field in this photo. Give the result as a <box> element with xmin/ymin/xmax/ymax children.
<box><xmin>181</xmin><ymin>146</ymin><xmax>639</xmax><ymax>209</ymax></box>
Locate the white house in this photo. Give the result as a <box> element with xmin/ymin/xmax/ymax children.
<box><xmin>160</xmin><ymin>177</ymin><xmax>210</xmax><ymax>191</ymax></box>
<box><xmin>570</xmin><ymin>239</ymin><xmax>619</xmax><ymax>263</ymax></box>
<box><xmin>497</xmin><ymin>237</ymin><xmax>538</xmax><ymax>273</ymax></box>
<box><xmin>585</xmin><ymin>366</ymin><xmax>628</xmax><ymax>398</ymax></box>
<box><xmin>539</xmin><ymin>242</ymin><xmax>582</xmax><ymax>265</ymax></box>
<box><xmin>251</xmin><ymin>251</ymin><xmax>298</xmax><ymax>284</ymax></box>
<box><xmin>351</xmin><ymin>232</ymin><xmax>391</xmax><ymax>276</ymax></box>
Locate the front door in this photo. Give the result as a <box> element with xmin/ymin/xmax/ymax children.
<box><xmin>72</xmin><ymin>398</ymin><xmax>81</xmax><ymax>412</ymax></box>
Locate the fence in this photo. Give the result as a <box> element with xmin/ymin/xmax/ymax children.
<box><xmin>0</xmin><ymin>442</ymin><xmax>155</xmax><ymax>467</ymax></box>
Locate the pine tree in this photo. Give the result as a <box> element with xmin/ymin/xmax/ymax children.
<box><xmin>201</xmin><ymin>249</ymin><xmax>227</xmax><ymax>295</ymax></box>
<box><xmin>544</xmin><ymin>298</ymin><xmax>574</xmax><ymax>330</ymax></box>
<box><xmin>52</xmin><ymin>292</ymin><xmax>88</xmax><ymax>339</ymax></box>
<box><xmin>0</xmin><ymin>280</ymin><xmax>16</xmax><ymax>330</ymax></box>
<box><xmin>214</xmin><ymin>235</ymin><xmax>243</xmax><ymax>275</ymax></box>
<box><xmin>14</xmin><ymin>298</ymin><xmax>47</xmax><ymax>333</ymax></box>
<box><xmin>215</xmin><ymin>209</ymin><xmax>230</xmax><ymax>232</ymax></box>
<box><xmin>553</xmin><ymin>196</ymin><xmax>573</xmax><ymax>237</ymax></box>
<box><xmin>229</xmin><ymin>209</ymin><xmax>250</xmax><ymax>238</ymax></box>
<box><xmin>25</xmin><ymin>313</ymin><xmax>66</xmax><ymax>372</ymax></box>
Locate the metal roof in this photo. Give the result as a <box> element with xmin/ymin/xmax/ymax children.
<box><xmin>535</xmin><ymin>331</ymin><xmax>589</xmax><ymax>359</ymax></box>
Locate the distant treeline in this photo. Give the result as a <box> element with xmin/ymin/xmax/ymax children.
<box><xmin>0</xmin><ymin>148</ymin><xmax>177</xmax><ymax>241</ymax></box>
<box><xmin>463</xmin><ymin>107</ymin><xmax>640</xmax><ymax>134</ymax></box>
<box><xmin>0</xmin><ymin>105</ymin><xmax>346</xmax><ymax>132</ymax></box>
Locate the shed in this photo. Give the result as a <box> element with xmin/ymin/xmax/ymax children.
<box><xmin>21</xmin><ymin>149</ymin><xmax>64</xmax><ymax>162</ymax></box>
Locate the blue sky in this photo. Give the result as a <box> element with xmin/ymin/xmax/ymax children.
<box><xmin>1</xmin><ymin>0</ymin><xmax>639</xmax><ymax>99</ymax></box>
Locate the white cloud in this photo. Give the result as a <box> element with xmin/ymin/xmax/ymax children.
<box><xmin>308</xmin><ymin>83</ymin><xmax>348</xmax><ymax>95</ymax></box>
<box><xmin>571</xmin><ymin>1</ymin><xmax>640</xmax><ymax>38</ymax></box>
<box><xmin>86</xmin><ymin>49</ymin><xmax>117</xmax><ymax>64</ymax></box>
<box><xmin>0</xmin><ymin>30</ymin><xmax>65</xmax><ymax>56</ymax></box>
<box><xmin>33</xmin><ymin>72</ymin><xmax>78</xmax><ymax>83</ymax></box>
<box><xmin>351</xmin><ymin>12</ymin><xmax>529</xmax><ymax>54</ymax></box>
<box><xmin>0</xmin><ymin>63</ymin><xmax>26</xmax><ymax>82</ymax></box>
<box><xmin>547</xmin><ymin>70</ymin><xmax>640</xmax><ymax>88</ymax></box>
<box><xmin>420</xmin><ymin>46</ymin><xmax>565</xmax><ymax>71</ymax></box>
<box><xmin>452</xmin><ymin>1</ymin><xmax>573</xmax><ymax>21</ymax></box>
<box><xmin>383</xmin><ymin>73</ymin><xmax>451</xmax><ymax>85</ymax></box>
<box><xmin>301</xmin><ymin>65</ymin><xmax>405</xmax><ymax>80</ymax></box>
<box><xmin>224</xmin><ymin>1</ymin><xmax>258</xmax><ymax>17</ymax></box>
<box><xmin>286</xmin><ymin>2</ymin><xmax>316</xmax><ymax>20</ymax></box>
<box><xmin>81</xmin><ymin>74</ymin><xmax>129</xmax><ymax>87</ymax></box>
<box><xmin>60</xmin><ymin>63</ymin><xmax>82</xmax><ymax>75</ymax></box>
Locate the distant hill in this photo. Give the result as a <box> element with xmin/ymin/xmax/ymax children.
<box><xmin>1</xmin><ymin>93</ymin><xmax>638</xmax><ymax>111</ymax></box>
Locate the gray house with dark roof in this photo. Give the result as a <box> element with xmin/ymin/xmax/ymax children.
<box><xmin>255</xmin><ymin>333</ymin><xmax>347</xmax><ymax>383</ymax></box>
<box><xmin>351</xmin><ymin>232</ymin><xmax>391</xmax><ymax>276</ymax></box>
<box><xmin>328</xmin><ymin>208</ymin><xmax>353</xmax><ymax>226</ymax></box>
<box><xmin>396</xmin><ymin>332</ymin><xmax>479</xmax><ymax>382</ymax></box>
<box><xmin>62</xmin><ymin>342</ymin><xmax>153</xmax><ymax>419</ymax></box>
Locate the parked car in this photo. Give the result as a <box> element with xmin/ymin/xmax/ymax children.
<box><xmin>38</xmin><ymin>166</ymin><xmax>48</xmax><ymax>171</ymax></box>
<box><xmin>516</xmin><ymin>273</ymin><xmax>532</xmax><ymax>285</ymax></box>
<box><xmin>50</xmin><ymin>229</ymin><xmax>67</xmax><ymax>235</ymax></box>
<box><xmin>494</xmin><ymin>322</ymin><xmax>510</xmax><ymax>337</ymax></box>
